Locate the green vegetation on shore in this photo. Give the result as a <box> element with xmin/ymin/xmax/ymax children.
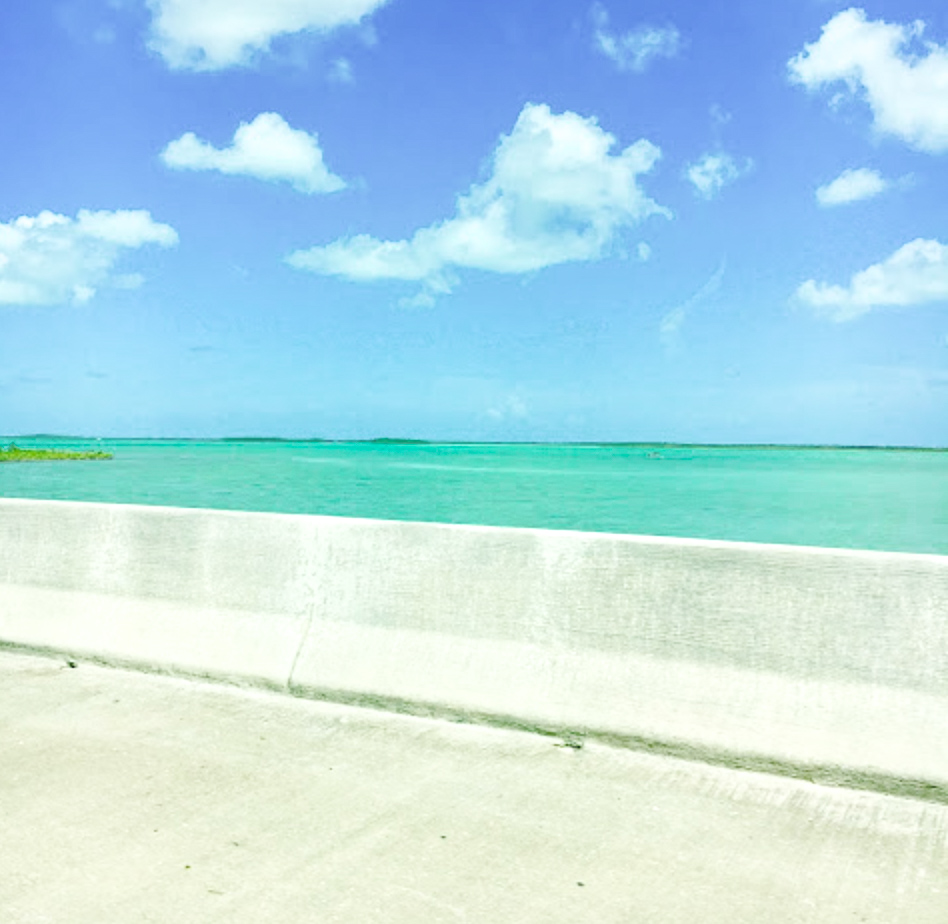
<box><xmin>0</xmin><ymin>443</ymin><xmax>112</xmax><ymax>462</ymax></box>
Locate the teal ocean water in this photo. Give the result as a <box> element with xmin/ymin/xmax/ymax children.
<box><xmin>2</xmin><ymin>438</ymin><xmax>946</xmax><ymax>554</ymax></box>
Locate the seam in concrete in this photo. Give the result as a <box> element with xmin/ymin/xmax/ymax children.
<box><xmin>287</xmin><ymin>609</ymin><xmax>315</xmax><ymax>692</ymax></box>
<box><xmin>4</xmin><ymin>640</ymin><xmax>945</xmax><ymax>808</ymax></box>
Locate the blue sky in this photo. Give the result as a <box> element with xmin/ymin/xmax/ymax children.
<box><xmin>1</xmin><ymin>0</ymin><xmax>946</xmax><ymax>444</ymax></box>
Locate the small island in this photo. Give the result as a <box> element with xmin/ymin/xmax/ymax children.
<box><xmin>0</xmin><ymin>443</ymin><xmax>112</xmax><ymax>462</ymax></box>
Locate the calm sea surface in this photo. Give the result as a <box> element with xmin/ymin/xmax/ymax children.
<box><xmin>2</xmin><ymin>438</ymin><xmax>946</xmax><ymax>554</ymax></box>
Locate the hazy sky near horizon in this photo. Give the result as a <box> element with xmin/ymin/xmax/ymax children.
<box><xmin>1</xmin><ymin>0</ymin><xmax>947</xmax><ymax>444</ymax></box>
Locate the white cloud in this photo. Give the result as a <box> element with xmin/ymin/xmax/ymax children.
<box><xmin>328</xmin><ymin>56</ymin><xmax>354</xmax><ymax>83</ymax></box>
<box><xmin>287</xmin><ymin>103</ymin><xmax>670</xmax><ymax>301</ymax></box>
<box><xmin>636</xmin><ymin>241</ymin><xmax>652</xmax><ymax>262</ymax></box>
<box><xmin>486</xmin><ymin>393</ymin><xmax>528</xmax><ymax>422</ymax></box>
<box><xmin>660</xmin><ymin>260</ymin><xmax>726</xmax><ymax>349</ymax></box>
<box><xmin>685</xmin><ymin>152</ymin><xmax>749</xmax><ymax>199</ymax></box>
<box><xmin>659</xmin><ymin>306</ymin><xmax>686</xmax><ymax>348</ymax></box>
<box><xmin>796</xmin><ymin>238</ymin><xmax>948</xmax><ymax>321</ymax></box>
<box><xmin>161</xmin><ymin>112</ymin><xmax>345</xmax><ymax>194</ymax></box>
<box><xmin>591</xmin><ymin>3</ymin><xmax>680</xmax><ymax>73</ymax></box>
<box><xmin>709</xmin><ymin>104</ymin><xmax>731</xmax><ymax>128</ymax></box>
<box><xmin>788</xmin><ymin>8</ymin><xmax>948</xmax><ymax>153</ymax></box>
<box><xmin>0</xmin><ymin>209</ymin><xmax>178</xmax><ymax>307</ymax></box>
<box><xmin>816</xmin><ymin>167</ymin><xmax>889</xmax><ymax>206</ymax></box>
<box><xmin>147</xmin><ymin>0</ymin><xmax>390</xmax><ymax>71</ymax></box>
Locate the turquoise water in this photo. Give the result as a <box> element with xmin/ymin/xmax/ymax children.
<box><xmin>2</xmin><ymin>438</ymin><xmax>946</xmax><ymax>554</ymax></box>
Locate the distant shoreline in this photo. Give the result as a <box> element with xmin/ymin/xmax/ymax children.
<box><xmin>3</xmin><ymin>436</ymin><xmax>946</xmax><ymax>452</ymax></box>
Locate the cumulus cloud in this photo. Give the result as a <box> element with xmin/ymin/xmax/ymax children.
<box><xmin>591</xmin><ymin>3</ymin><xmax>680</xmax><ymax>73</ymax></box>
<box><xmin>161</xmin><ymin>112</ymin><xmax>345</xmax><ymax>194</ymax></box>
<box><xmin>287</xmin><ymin>103</ymin><xmax>670</xmax><ymax>302</ymax></box>
<box><xmin>685</xmin><ymin>152</ymin><xmax>749</xmax><ymax>199</ymax></box>
<box><xmin>796</xmin><ymin>238</ymin><xmax>948</xmax><ymax>321</ymax></box>
<box><xmin>816</xmin><ymin>167</ymin><xmax>888</xmax><ymax>206</ymax></box>
<box><xmin>788</xmin><ymin>8</ymin><xmax>948</xmax><ymax>153</ymax></box>
<box><xmin>0</xmin><ymin>209</ymin><xmax>177</xmax><ymax>307</ymax></box>
<box><xmin>147</xmin><ymin>0</ymin><xmax>390</xmax><ymax>71</ymax></box>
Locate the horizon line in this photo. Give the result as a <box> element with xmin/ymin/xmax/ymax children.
<box><xmin>4</xmin><ymin>435</ymin><xmax>946</xmax><ymax>452</ymax></box>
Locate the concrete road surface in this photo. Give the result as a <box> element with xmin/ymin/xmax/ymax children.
<box><xmin>1</xmin><ymin>649</ymin><xmax>946</xmax><ymax>923</ymax></box>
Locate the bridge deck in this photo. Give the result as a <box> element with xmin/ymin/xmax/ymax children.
<box><xmin>2</xmin><ymin>649</ymin><xmax>946</xmax><ymax>923</ymax></box>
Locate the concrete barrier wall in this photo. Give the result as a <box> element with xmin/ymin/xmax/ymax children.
<box><xmin>1</xmin><ymin>498</ymin><xmax>946</xmax><ymax>794</ymax></box>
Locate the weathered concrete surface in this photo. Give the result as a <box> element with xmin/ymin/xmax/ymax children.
<box><xmin>2</xmin><ymin>498</ymin><xmax>947</xmax><ymax>795</ymax></box>
<box><xmin>0</xmin><ymin>499</ymin><xmax>318</xmax><ymax>687</ymax></box>
<box><xmin>1</xmin><ymin>650</ymin><xmax>946</xmax><ymax>924</ymax></box>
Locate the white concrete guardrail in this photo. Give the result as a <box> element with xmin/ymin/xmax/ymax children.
<box><xmin>1</xmin><ymin>498</ymin><xmax>946</xmax><ymax>800</ymax></box>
